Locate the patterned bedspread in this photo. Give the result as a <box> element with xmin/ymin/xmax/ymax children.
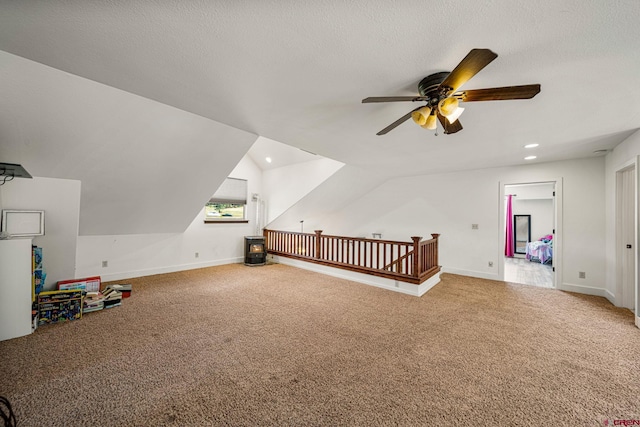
<box><xmin>526</xmin><ymin>241</ymin><xmax>553</xmax><ymax>264</ymax></box>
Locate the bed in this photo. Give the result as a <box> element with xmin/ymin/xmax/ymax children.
<box><xmin>526</xmin><ymin>240</ymin><xmax>553</xmax><ymax>265</ymax></box>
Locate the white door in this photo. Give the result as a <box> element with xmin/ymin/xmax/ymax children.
<box><xmin>617</xmin><ymin>166</ymin><xmax>636</xmax><ymax>311</ymax></box>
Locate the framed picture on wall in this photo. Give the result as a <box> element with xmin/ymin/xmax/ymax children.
<box><xmin>1</xmin><ymin>210</ymin><xmax>45</xmax><ymax>237</ymax></box>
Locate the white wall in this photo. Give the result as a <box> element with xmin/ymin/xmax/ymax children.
<box><xmin>605</xmin><ymin>129</ymin><xmax>640</xmax><ymax>310</ymax></box>
<box><xmin>317</xmin><ymin>157</ymin><xmax>606</xmax><ymax>295</ymax></box>
<box><xmin>512</xmin><ymin>199</ymin><xmax>554</xmax><ymax>243</ymax></box>
<box><xmin>75</xmin><ymin>155</ymin><xmax>262</xmax><ymax>281</ymax></box>
<box><xmin>505</xmin><ymin>182</ymin><xmax>555</xmax><ymax>240</ymax></box>
<box><xmin>0</xmin><ymin>177</ymin><xmax>81</xmax><ymax>290</ymax></box>
<box><xmin>507</xmin><ymin>182</ymin><xmax>555</xmax><ymax>245</ymax></box>
<box><xmin>262</xmin><ymin>157</ymin><xmax>343</xmax><ymax>224</ymax></box>
<box><xmin>267</xmin><ymin>165</ymin><xmax>392</xmax><ymax>234</ymax></box>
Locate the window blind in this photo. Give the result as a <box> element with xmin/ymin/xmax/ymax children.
<box><xmin>209</xmin><ymin>178</ymin><xmax>247</xmax><ymax>204</ymax></box>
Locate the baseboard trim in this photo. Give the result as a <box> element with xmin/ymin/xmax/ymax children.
<box><xmin>417</xmin><ymin>273</ymin><xmax>441</xmax><ymax>297</ymax></box>
<box><xmin>441</xmin><ymin>269</ymin><xmax>613</xmax><ymax>300</ymax></box>
<box><xmin>272</xmin><ymin>255</ymin><xmax>440</xmax><ymax>297</ymax></box>
<box><xmin>604</xmin><ymin>289</ymin><xmax>616</xmax><ymax>306</ymax></box>
<box><xmin>99</xmin><ymin>257</ymin><xmax>243</xmax><ymax>282</ymax></box>
<box><xmin>558</xmin><ymin>282</ymin><xmax>608</xmax><ymax>298</ymax></box>
<box><xmin>441</xmin><ymin>267</ymin><xmax>500</xmax><ymax>281</ymax></box>
<box><xmin>636</xmin><ymin>316</ymin><xmax>639</xmax><ymax>329</ymax></box>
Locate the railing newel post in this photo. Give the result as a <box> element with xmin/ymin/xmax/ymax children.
<box><xmin>315</xmin><ymin>230</ymin><xmax>323</xmax><ymax>259</ymax></box>
<box><xmin>411</xmin><ymin>236</ymin><xmax>422</xmax><ymax>278</ymax></box>
<box><xmin>431</xmin><ymin>233</ymin><xmax>440</xmax><ymax>270</ymax></box>
<box><xmin>263</xmin><ymin>228</ymin><xmax>269</xmax><ymax>251</ymax></box>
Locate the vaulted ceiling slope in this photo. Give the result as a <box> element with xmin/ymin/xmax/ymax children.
<box><xmin>0</xmin><ymin>50</ymin><xmax>258</xmax><ymax>235</ymax></box>
<box><xmin>266</xmin><ymin>165</ymin><xmax>391</xmax><ymax>234</ymax></box>
<box><xmin>1</xmin><ymin>1</ymin><xmax>640</xmax><ymax>178</ymax></box>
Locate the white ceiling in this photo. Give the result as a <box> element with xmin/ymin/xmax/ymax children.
<box><xmin>247</xmin><ymin>136</ymin><xmax>322</xmax><ymax>171</ymax></box>
<box><xmin>1</xmin><ymin>0</ymin><xmax>639</xmax><ymax>179</ymax></box>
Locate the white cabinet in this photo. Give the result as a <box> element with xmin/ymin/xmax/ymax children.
<box><xmin>0</xmin><ymin>238</ymin><xmax>33</xmax><ymax>341</ymax></box>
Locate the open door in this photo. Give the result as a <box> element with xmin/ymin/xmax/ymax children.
<box><xmin>501</xmin><ymin>181</ymin><xmax>559</xmax><ymax>288</ymax></box>
<box><xmin>616</xmin><ymin>165</ymin><xmax>636</xmax><ymax>312</ymax></box>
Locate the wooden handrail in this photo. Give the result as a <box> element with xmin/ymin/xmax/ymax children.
<box><xmin>383</xmin><ymin>249</ymin><xmax>413</xmax><ymax>271</ymax></box>
<box><xmin>263</xmin><ymin>229</ymin><xmax>440</xmax><ymax>285</ymax></box>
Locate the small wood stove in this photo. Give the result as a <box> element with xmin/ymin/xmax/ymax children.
<box><xmin>244</xmin><ymin>236</ymin><xmax>266</xmax><ymax>266</ymax></box>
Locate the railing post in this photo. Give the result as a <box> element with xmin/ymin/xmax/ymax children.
<box><xmin>263</xmin><ymin>228</ymin><xmax>269</xmax><ymax>251</ymax></box>
<box><xmin>411</xmin><ymin>236</ymin><xmax>422</xmax><ymax>277</ymax></box>
<box><xmin>431</xmin><ymin>233</ymin><xmax>439</xmax><ymax>269</ymax></box>
<box><xmin>315</xmin><ymin>230</ymin><xmax>323</xmax><ymax>259</ymax></box>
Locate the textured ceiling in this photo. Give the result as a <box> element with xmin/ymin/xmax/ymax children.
<box><xmin>247</xmin><ymin>136</ymin><xmax>322</xmax><ymax>171</ymax></box>
<box><xmin>1</xmin><ymin>0</ymin><xmax>639</xmax><ymax>178</ymax></box>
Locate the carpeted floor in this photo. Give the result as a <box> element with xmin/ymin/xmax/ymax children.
<box><xmin>1</xmin><ymin>263</ymin><xmax>638</xmax><ymax>426</ymax></box>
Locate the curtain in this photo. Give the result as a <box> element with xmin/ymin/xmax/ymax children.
<box><xmin>209</xmin><ymin>178</ymin><xmax>247</xmax><ymax>204</ymax></box>
<box><xmin>505</xmin><ymin>194</ymin><xmax>515</xmax><ymax>257</ymax></box>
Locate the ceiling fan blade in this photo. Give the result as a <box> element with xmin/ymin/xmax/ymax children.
<box><xmin>376</xmin><ymin>107</ymin><xmax>421</xmax><ymax>135</ymax></box>
<box><xmin>454</xmin><ymin>84</ymin><xmax>541</xmax><ymax>102</ymax></box>
<box><xmin>440</xmin><ymin>48</ymin><xmax>498</xmax><ymax>94</ymax></box>
<box><xmin>363</xmin><ymin>96</ymin><xmax>429</xmax><ymax>103</ymax></box>
<box><xmin>437</xmin><ymin>113</ymin><xmax>463</xmax><ymax>134</ymax></box>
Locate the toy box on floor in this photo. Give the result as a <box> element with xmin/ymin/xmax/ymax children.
<box><xmin>37</xmin><ymin>290</ymin><xmax>83</xmax><ymax>326</ymax></box>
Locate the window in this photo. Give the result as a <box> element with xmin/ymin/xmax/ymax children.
<box><xmin>204</xmin><ymin>177</ymin><xmax>248</xmax><ymax>223</ymax></box>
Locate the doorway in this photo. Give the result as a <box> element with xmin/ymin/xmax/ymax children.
<box><xmin>502</xmin><ymin>182</ymin><xmax>557</xmax><ymax>288</ymax></box>
<box><xmin>616</xmin><ymin>164</ymin><xmax>636</xmax><ymax>312</ymax></box>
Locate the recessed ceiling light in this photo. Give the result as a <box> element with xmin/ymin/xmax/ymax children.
<box><xmin>265</xmin><ymin>157</ymin><xmax>272</xmax><ymax>163</ymax></box>
<box><xmin>524</xmin><ymin>155</ymin><xmax>537</xmax><ymax>160</ymax></box>
<box><xmin>524</xmin><ymin>143</ymin><xmax>539</xmax><ymax>148</ymax></box>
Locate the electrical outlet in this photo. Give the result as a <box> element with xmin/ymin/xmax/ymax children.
<box><xmin>195</xmin><ymin>252</ymin><xmax>199</xmax><ymax>258</ymax></box>
<box><xmin>488</xmin><ymin>261</ymin><xmax>493</xmax><ymax>267</ymax></box>
<box><xmin>579</xmin><ymin>271</ymin><xmax>586</xmax><ymax>279</ymax></box>
<box><xmin>472</xmin><ymin>224</ymin><xmax>479</xmax><ymax>230</ymax></box>
<box><xmin>102</xmin><ymin>260</ymin><xmax>108</xmax><ymax>268</ymax></box>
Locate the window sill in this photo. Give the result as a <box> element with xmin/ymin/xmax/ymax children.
<box><xmin>203</xmin><ymin>220</ymin><xmax>249</xmax><ymax>224</ymax></box>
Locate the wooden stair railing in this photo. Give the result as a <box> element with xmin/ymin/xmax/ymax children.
<box><xmin>263</xmin><ymin>229</ymin><xmax>440</xmax><ymax>285</ymax></box>
<box><xmin>384</xmin><ymin>249</ymin><xmax>413</xmax><ymax>272</ymax></box>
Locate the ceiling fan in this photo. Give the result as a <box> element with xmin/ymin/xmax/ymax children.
<box><xmin>362</xmin><ymin>48</ymin><xmax>541</xmax><ymax>135</ymax></box>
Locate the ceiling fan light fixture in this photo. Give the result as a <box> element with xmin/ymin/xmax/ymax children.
<box><xmin>438</xmin><ymin>97</ymin><xmax>459</xmax><ymax>116</ymax></box>
<box><xmin>362</xmin><ymin>49</ymin><xmax>540</xmax><ymax>136</ymax></box>
<box><xmin>411</xmin><ymin>106</ymin><xmax>432</xmax><ymax>126</ymax></box>
<box><xmin>421</xmin><ymin>113</ymin><xmax>438</xmax><ymax>130</ymax></box>
<box><xmin>445</xmin><ymin>107</ymin><xmax>465</xmax><ymax>124</ymax></box>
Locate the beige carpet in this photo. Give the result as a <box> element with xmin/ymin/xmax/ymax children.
<box><xmin>1</xmin><ymin>264</ymin><xmax>638</xmax><ymax>426</ymax></box>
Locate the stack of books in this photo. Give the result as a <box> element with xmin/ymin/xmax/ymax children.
<box><xmin>102</xmin><ymin>286</ymin><xmax>123</xmax><ymax>309</ymax></box>
<box><xmin>116</xmin><ymin>284</ymin><xmax>132</xmax><ymax>298</ymax></box>
<box><xmin>83</xmin><ymin>291</ymin><xmax>105</xmax><ymax>313</ymax></box>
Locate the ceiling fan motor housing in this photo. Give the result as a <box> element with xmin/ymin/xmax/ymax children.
<box><xmin>418</xmin><ymin>71</ymin><xmax>451</xmax><ymax>105</ymax></box>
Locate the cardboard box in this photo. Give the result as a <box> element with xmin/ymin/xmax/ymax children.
<box><xmin>57</xmin><ymin>276</ymin><xmax>101</xmax><ymax>293</ymax></box>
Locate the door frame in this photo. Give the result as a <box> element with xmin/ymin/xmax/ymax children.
<box><xmin>615</xmin><ymin>159</ymin><xmax>638</xmax><ymax>314</ymax></box>
<box><xmin>499</xmin><ymin>179</ymin><xmax>563</xmax><ymax>288</ymax></box>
